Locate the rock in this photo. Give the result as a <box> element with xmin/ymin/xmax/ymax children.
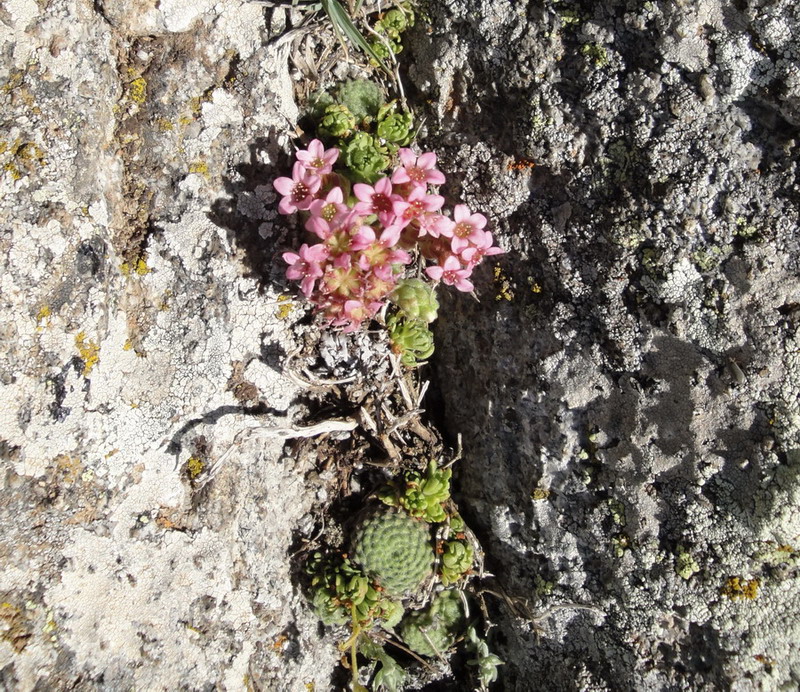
<box><xmin>412</xmin><ymin>0</ymin><xmax>800</xmax><ymax>688</ymax></box>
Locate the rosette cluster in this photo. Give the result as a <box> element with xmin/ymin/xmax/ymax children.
<box><xmin>351</xmin><ymin>507</ymin><xmax>433</xmax><ymax>596</ymax></box>
<box><xmin>274</xmin><ymin>139</ymin><xmax>503</xmax><ymax>332</ymax></box>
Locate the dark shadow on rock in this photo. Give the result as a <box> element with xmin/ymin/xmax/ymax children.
<box><xmin>166</xmin><ymin>402</ymin><xmax>288</xmax><ymax>458</ymax></box>
<box><xmin>208</xmin><ymin>130</ymin><xmax>299</xmax><ymax>291</ymax></box>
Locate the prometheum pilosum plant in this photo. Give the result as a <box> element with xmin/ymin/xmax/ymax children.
<box><xmin>274</xmin><ymin>134</ymin><xmax>503</xmax><ymax>363</ymax></box>
<box><xmin>304</xmin><ymin>460</ymin><xmax>501</xmax><ymax>690</ymax></box>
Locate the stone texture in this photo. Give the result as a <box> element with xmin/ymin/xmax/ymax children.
<box><xmin>2</xmin><ymin>0</ymin><xmax>799</xmax><ymax>689</ymax></box>
<box><xmin>412</xmin><ymin>0</ymin><xmax>800</xmax><ymax>689</ymax></box>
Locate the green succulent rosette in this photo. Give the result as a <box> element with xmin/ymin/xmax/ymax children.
<box><xmin>387</xmin><ymin>314</ymin><xmax>435</xmax><ymax>367</ymax></box>
<box><xmin>398</xmin><ymin>589</ymin><xmax>465</xmax><ymax>657</ymax></box>
<box><xmin>390</xmin><ymin>278</ymin><xmax>439</xmax><ymax>323</ymax></box>
<box><xmin>318</xmin><ymin>104</ymin><xmax>357</xmax><ymax>140</ymax></box>
<box><xmin>351</xmin><ymin>507</ymin><xmax>434</xmax><ymax>596</ymax></box>
<box><xmin>439</xmin><ymin>539</ymin><xmax>474</xmax><ymax>586</ymax></box>
<box><xmin>342</xmin><ymin>131</ymin><xmax>390</xmax><ymax>183</ymax></box>
<box><xmin>335</xmin><ymin>78</ymin><xmax>384</xmax><ymax>122</ymax></box>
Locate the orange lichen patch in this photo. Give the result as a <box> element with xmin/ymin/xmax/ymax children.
<box><xmin>75</xmin><ymin>332</ymin><xmax>100</xmax><ymax>375</ymax></box>
<box><xmin>721</xmin><ymin>576</ymin><xmax>760</xmax><ymax>601</ymax></box>
<box><xmin>55</xmin><ymin>454</ymin><xmax>82</xmax><ymax>484</ymax></box>
<box><xmin>507</xmin><ymin>157</ymin><xmax>536</xmax><ymax>172</ymax></box>
<box><xmin>0</xmin><ymin>602</ymin><xmax>32</xmax><ymax>653</ymax></box>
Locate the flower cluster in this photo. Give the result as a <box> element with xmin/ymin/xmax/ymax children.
<box><xmin>274</xmin><ymin>139</ymin><xmax>503</xmax><ymax>333</ymax></box>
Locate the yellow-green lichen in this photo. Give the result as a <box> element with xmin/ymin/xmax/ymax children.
<box><xmin>581</xmin><ymin>42</ymin><xmax>609</xmax><ymax>68</ymax></box>
<box><xmin>531</xmin><ymin>486</ymin><xmax>551</xmax><ymax>501</ymax></box>
<box><xmin>493</xmin><ymin>265</ymin><xmax>514</xmax><ymax>301</ymax></box>
<box><xmin>189</xmin><ymin>160</ymin><xmax>209</xmax><ymax>177</ymax></box>
<box><xmin>128</xmin><ymin>77</ymin><xmax>147</xmax><ymax>104</ymax></box>
<box><xmin>186</xmin><ymin>456</ymin><xmax>205</xmax><ymax>479</ymax></box>
<box><xmin>275</xmin><ymin>294</ymin><xmax>294</xmax><ymax>320</ymax></box>
<box><xmin>121</xmin><ymin>257</ymin><xmax>151</xmax><ymax>276</ymax></box>
<box><xmin>607</xmin><ymin>498</ymin><xmax>626</xmax><ymax>526</ymax></box>
<box><xmin>675</xmin><ymin>547</ymin><xmax>700</xmax><ymax>580</ymax></box>
<box><xmin>75</xmin><ymin>332</ymin><xmax>100</xmax><ymax>376</ymax></box>
<box><xmin>36</xmin><ymin>305</ymin><xmax>51</xmax><ymax>328</ymax></box>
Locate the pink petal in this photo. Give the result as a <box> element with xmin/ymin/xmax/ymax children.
<box><xmin>442</xmin><ymin>255</ymin><xmax>461</xmax><ymax>271</ymax></box>
<box><xmin>380</xmin><ymin>224</ymin><xmax>402</xmax><ymax>247</ymax></box>
<box><xmin>353</xmin><ymin>183</ymin><xmax>374</xmax><ymax>203</ymax></box>
<box><xmin>282</xmin><ymin>251</ymin><xmax>300</xmax><ymax>265</ymax></box>
<box><xmin>273</xmin><ymin>177</ymin><xmax>295</xmax><ymax>196</ymax></box>
<box><xmin>374</xmin><ymin>177</ymin><xmax>392</xmax><ymax>195</ymax></box>
<box><xmin>426</xmin><ymin>169</ymin><xmax>446</xmax><ymax>185</ymax></box>
<box><xmin>417</xmin><ymin>152</ymin><xmax>437</xmax><ymax>169</ymax></box>
<box><xmin>278</xmin><ymin>197</ymin><xmax>296</xmax><ymax>215</ymax></box>
<box><xmin>425</xmin><ymin>265</ymin><xmax>444</xmax><ymax>280</ymax></box>
<box><xmin>398</xmin><ymin>148</ymin><xmax>416</xmax><ymax>167</ymax></box>
<box><xmin>391</xmin><ymin>168</ymin><xmax>411</xmax><ymax>185</ymax></box>
<box><xmin>454</xmin><ymin>277</ymin><xmax>474</xmax><ymax>292</ymax></box>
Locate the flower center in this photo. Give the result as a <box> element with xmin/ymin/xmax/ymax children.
<box><xmin>311</xmin><ymin>157</ymin><xmax>325</xmax><ymax>169</ymax></box>
<box><xmin>408</xmin><ymin>166</ymin><xmax>426</xmax><ymax>183</ymax></box>
<box><xmin>326</xmin><ymin>231</ymin><xmax>351</xmax><ymax>255</ymax></box>
<box><xmin>292</xmin><ymin>182</ymin><xmax>309</xmax><ymax>203</ymax></box>
<box><xmin>322</xmin><ymin>203</ymin><xmax>337</xmax><ymax>221</ymax></box>
<box><xmin>372</xmin><ymin>193</ymin><xmax>393</xmax><ymax>214</ymax></box>
<box><xmin>454</xmin><ymin>222</ymin><xmax>472</xmax><ymax>238</ymax></box>
<box><xmin>402</xmin><ymin>200</ymin><xmax>424</xmax><ymax>220</ymax></box>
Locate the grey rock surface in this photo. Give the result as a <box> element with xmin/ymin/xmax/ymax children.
<box><xmin>413</xmin><ymin>0</ymin><xmax>800</xmax><ymax>690</ymax></box>
<box><xmin>1</xmin><ymin>0</ymin><xmax>799</xmax><ymax>690</ymax></box>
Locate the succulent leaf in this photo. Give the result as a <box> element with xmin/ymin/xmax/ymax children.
<box><xmin>318</xmin><ymin>104</ymin><xmax>357</xmax><ymax>140</ymax></box>
<box><xmin>439</xmin><ymin>539</ymin><xmax>474</xmax><ymax>586</ymax></box>
<box><xmin>342</xmin><ymin>132</ymin><xmax>391</xmax><ymax>183</ymax></box>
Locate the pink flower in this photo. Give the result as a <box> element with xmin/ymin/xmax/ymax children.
<box><xmin>392</xmin><ymin>186</ymin><xmax>444</xmax><ymax>227</ymax></box>
<box><xmin>273</xmin><ymin>162</ymin><xmax>322</xmax><ymax>214</ymax></box>
<box><xmin>283</xmin><ymin>243</ymin><xmax>328</xmax><ymax>297</ymax></box>
<box><xmin>458</xmin><ymin>229</ymin><xmax>504</xmax><ymax>267</ymax></box>
<box><xmin>295</xmin><ymin>139</ymin><xmax>339</xmax><ymax>176</ymax></box>
<box><xmin>449</xmin><ymin>204</ymin><xmax>488</xmax><ymax>252</ymax></box>
<box><xmin>353</xmin><ymin>177</ymin><xmax>399</xmax><ymax>227</ymax></box>
<box><xmin>392</xmin><ymin>149</ymin><xmax>446</xmax><ymax>187</ymax></box>
<box><xmin>415</xmin><ymin>211</ymin><xmax>455</xmax><ymax>238</ymax></box>
<box><xmin>425</xmin><ymin>255</ymin><xmax>474</xmax><ymax>292</ymax></box>
<box><xmin>323</xmin><ymin>255</ymin><xmax>363</xmax><ymax>299</ymax></box>
<box><xmin>351</xmin><ymin>224</ymin><xmax>410</xmax><ymax>278</ymax></box>
<box><xmin>307</xmin><ymin>187</ymin><xmax>348</xmax><ymax>228</ymax></box>
<box><xmin>332</xmin><ymin>299</ymin><xmax>382</xmax><ymax>333</ymax></box>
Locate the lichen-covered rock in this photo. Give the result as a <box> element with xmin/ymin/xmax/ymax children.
<box><xmin>351</xmin><ymin>507</ymin><xmax>434</xmax><ymax>596</ymax></box>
